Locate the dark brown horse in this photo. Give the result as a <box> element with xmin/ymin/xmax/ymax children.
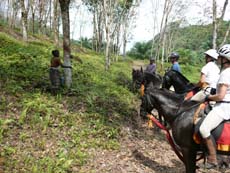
<box><xmin>133</xmin><ymin>68</ymin><xmax>196</xmax><ymax>96</ymax></box>
<box><xmin>132</xmin><ymin>68</ymin><xmax>162</xmax><ymax>93</ymax></box>
<box><xmin>140</xmin><ymin>87</ymin><xmax>230</xmax><ymax>173</ymax></box>
<box><xmin>162</xmin><ymin>69</ymin><xmax>195</xmax><ymax>94</ymax></box>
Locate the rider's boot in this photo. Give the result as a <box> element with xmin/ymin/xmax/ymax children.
<box><xmin>204</xmin><ymin>136</ymin><xmax>218</xmax><ymax>169</ymax></box>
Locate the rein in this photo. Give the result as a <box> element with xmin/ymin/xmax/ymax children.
<box><xmin>147</xmin><ymin>114</ymin><xmax>185</xmax><ymax>163</ymax></box>
<box><xmin>147</xmin><ymin>114</ymin><xmax>204</xmax><ymax>164</ymax></box>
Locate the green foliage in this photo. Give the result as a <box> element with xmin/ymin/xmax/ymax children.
<box><xmin>127</xmin><ymin>41</ymin><xmax>152</xmax><ymax>59</ymax></box>
<box><xmin>76</xmin><ymin>37</ymin><xmax>93</xmax><ymax>50</ymax></box>
<box><xmin>177</xmin><ymin>48</ymin><xmax>203</xmax><ymax>65</ymax></box>
<box><xmin>0</xmin><ymin>29</ymin><xmax>136</xmax><ymax>173</ymax></box>
<box><xmin>128</xmin><ymin>21</ymin><xmax>230</xmax><ymax>64</ymax></box>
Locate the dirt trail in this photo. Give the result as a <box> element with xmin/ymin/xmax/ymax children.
<box><xmin>80</xmin><ymin>113</ymin><xmax>230</xmax><ymax>173</ymax></box>
<box><xmin>132</xmin><ymin>60</ymin><xmax>146</xmax><ymax>70</ymax></box>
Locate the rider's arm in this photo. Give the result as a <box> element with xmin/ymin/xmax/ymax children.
<box><xmin>208</xmin><ymin>84</ymin><xmax>228</xmax><ymax>101</ymax></box>
<box><xmin>196</xmin><ymin>73</ymin><xmax>207</xmax><ymax>88</ymax></box>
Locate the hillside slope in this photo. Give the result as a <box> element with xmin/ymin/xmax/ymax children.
<box><xmin>0</xmin><ymin>27</ymin><xmax>224</xmax><ymax>173</ymax></box>
<box><xmin>0</xmin><ymin>27</ymin><xmax>139</xmax><ymax>172</ymax></box>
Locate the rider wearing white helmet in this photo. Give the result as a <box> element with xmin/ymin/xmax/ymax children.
<box><xmin>191</xmin><ymin>49</ymin><xmax>220</xmax><ymax>101</ymax></box>
<box><xmin>199</xmin><ymin>44</ymin><xmax>230</xmax><ymax>168</ymax></box>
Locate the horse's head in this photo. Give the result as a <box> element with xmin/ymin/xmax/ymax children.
<box><xmin>140</xmin><ymin>88</ymin><xmax>186</xmax><ymax>122</ymax></box>
<box><xmin>143</xmin><ymin>72</ymin><xmax>162</xmax><ymax>89</ymax></box>
<box><xmin>162</xmin><ymin>70</ymin><xmax>172</xmax><ymax>90</ymax></box>
<box><xmin>132</xmin><ymin>68</ymin><xmax>144</xmax><ymax>90</ymax></box>
<box><xmin>162</xmin><ymin>70</ymin><xmax>194</xmax><ymax>94</ymax></box>
<box><xmin>140</xmin><ymin>89</ymin><xmax>155</xmax><ymax>119</ymax></box>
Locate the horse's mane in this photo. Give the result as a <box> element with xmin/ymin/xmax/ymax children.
<box><xmin>146</xmin><ymin>87</ymin><xmax>184</xmax><ymax>102</ymax></box>
<box><xmin>145</xmin><ymin>87</ymin><xmax>200</xmax><ymax>117</ymax></box>
<box><xmin>167</xmin><ymin>70</ymin><xmax>190</xmax><ymax>83</ymax></box>
<box><xmin>144</xmin><ymin>71</ymin><xmax>162</xmax><ymax>81</ymax></box>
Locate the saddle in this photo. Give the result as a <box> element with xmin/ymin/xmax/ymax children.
<box><xmin>193</xmin><ymin>110</ymin><xmax>230</xmax><ymax>152</ymax></box>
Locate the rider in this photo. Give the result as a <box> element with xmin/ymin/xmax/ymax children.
<box><xmin>169</xmin><ymin>52</ymin><xmax>181</xmax><ymax>73</ymax></box>
<box><xmin>145</xmin><ymin>57</ymin><xmax>156</xmax><ymax>74</ymax></box>
<box><xmin>199</xmin><ymin>44</ymin><xmax>230</xmax><ymax>168</ymax></box>
<box><xmin>191</xmin><ymin>49</ymin><xmax>220</xmax><ymax>101</ymax></box>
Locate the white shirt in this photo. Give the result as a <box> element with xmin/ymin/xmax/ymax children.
<box><xmin>217</xmin><ymin>67</ymin><xmax>230</xmax><ymax>102</ymax></box>
<box><xmin>201</xmin><ymin>61</ymin><xmax>220</xmax><ymax>88</ymax></box>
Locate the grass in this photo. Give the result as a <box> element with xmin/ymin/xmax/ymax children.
<box><xmin>0</xmin><ymin>30</ymin><xmax>137</xmax><ymax>172</ymax></box>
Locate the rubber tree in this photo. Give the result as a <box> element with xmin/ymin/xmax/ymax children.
<box><xmin>59</xmin><ymin>0</ymin><xmax>72</xmax><ymax>88</ymax></box>
<box><xmin>19</xmin><ymin>0</ymin><xmax>29</xmax><ymax>41</ymax></box>
<box><xmin>212</xmin><ymin>0</ymin><xmax>228</xmax><ymax>49</ymax></box>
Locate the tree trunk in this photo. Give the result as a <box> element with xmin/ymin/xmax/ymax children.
<box><xmin>53</xmin><ymin>0</ymin><xmax>59</xmax><ymax>47</ymax></box>
<box><xmin>122</xmin><ymin>23</ymin><xmax>127</xmax><ymax>58</ymax></box>
<box><xmin>220</xmin><ymin>22</ymin><xmax>230</xmax><ymax>46</ymax></box>
<box><xmin>212</xmin><ymin>0</ymin><xmax>217</xmax><ymax>49</ymax></box>
<box><xmin>19</xmin><ymin>0</ymin><xmax>28</xmax><ymax>41</ymax></box>
<box><xmin>59</xmin><ymin>0</ymin><xmax>72</xmax><ymax>88</ymax></box>
<box><xmin>105</xmin><ymin>26</ymin><xmax>111</xmax><ymax>70</ymax></box>
<box><xmin>38</xmin><ymin>0</ymin><xmax>44</xmax><ymax>34</ymax></box>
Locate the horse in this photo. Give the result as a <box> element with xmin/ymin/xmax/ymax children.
<box><xmin>132</xmin><ymin>67</ymin><xmax>162</xmax><ymax>93</ymax></box>
<box><xmin>162</xmin><ymin>69</ymin><xmax>196</xmax><ymax>94</ymax></box>
<box><xmin>140</xmin><ymin>87</ymin><xmax>230</xmax><ymax>173</ymax></box>
<box><xmin>132</xmin><ymin>68</ymin><xmax>144</xmax><ymax>91</ymax></box>
<box><xmin>133</xmin><ymin>68</ymin><xmax>197</xmax><ymax>97</ymax></box>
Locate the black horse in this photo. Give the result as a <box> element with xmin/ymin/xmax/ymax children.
<box><xmin>140</xmin><ymin>87</ymin><xmax>230</xmax><ymax>173</ymax></box>
<box><xmin>162</xmin><ymin>69</ymin><xmax>196</xmax><ymax>94</ymax></box>
<box><xmin>132</xmin><ymin>68</ymin><xmax>162</xmax><ymax>92</ymax></box>
<box><xmin>133</xmin><ymin>68</ymin><xmax>196</xmax><ymax>96</ymax></box>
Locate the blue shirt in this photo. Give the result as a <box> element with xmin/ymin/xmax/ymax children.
<box><xmin>171</xmin><ymin>62</ymin><xmax>181</xmax><ymax>73</ymax></box>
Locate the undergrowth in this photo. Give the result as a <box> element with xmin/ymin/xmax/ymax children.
<box><xmin>0</xmin><ymin>30</ymin><xmax>137</xmax><ymax>173</ymax></box>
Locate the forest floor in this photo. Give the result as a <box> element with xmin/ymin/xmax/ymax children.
<box><xmin>80</xmin><ymin>114</ymin><xmax>230</xmax><ymax>173</ymax></box>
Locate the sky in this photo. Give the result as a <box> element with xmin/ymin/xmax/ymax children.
<box><xmin>70</xmin><ymin>0</ymin><xmax>230</xmax><ymax>51</ymax></box>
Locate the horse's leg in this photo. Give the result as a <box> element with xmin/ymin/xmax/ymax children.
<box><xmin>158</xmin><ymin>114</ymin><xmax>167</xmax><ymax>126</ymax></box>
<box><xmin>181</xmin><ymin>148</ymin><xmax>197</xmax><ymax>173</ymax></box>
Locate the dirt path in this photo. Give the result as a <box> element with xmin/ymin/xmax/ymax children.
<box><xmin>79</xmin><ymin>100</ymin><xmax>230</xmax><ymax>173</ymax></box>
<box><xmin>132</xmin><ymin>60</ymin><xmax>146</xmax><ymax>70</ymax></box>
<box><xmin>80</xmin><ymin>118</ymin><xmax>230</xmax><ymax>173</ymax></box>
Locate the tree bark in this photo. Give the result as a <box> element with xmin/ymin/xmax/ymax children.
<box><xmin>53</xmin><ymin>0</ymin><xmax>59</xmax><ymax>47</ymax></box>
<box><xmin>59</xmin><ymin>0</ymin><xmax>72</xmax><ymax>88</ymax></box>
<box><xmin>212</xmin><ymin>0</ymin><xmax>217</xmax><ymax>49</ymax></box>
<box><xmin>19</xmin><ymin>0</ymin><xmax>29</xmax><ymax>41</ymax></box>
<box><xmin>220</xmin><ymin>22</ymin><xmax>230</xmax><ymax>46</ymax></box>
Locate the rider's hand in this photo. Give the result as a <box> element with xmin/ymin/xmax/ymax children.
<box><xmin>204</xmin><ymin>95</ymin><xmax>210</xmax><ymax>102</ymax></box>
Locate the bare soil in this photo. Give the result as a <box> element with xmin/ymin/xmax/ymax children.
<box><xmin>80</xmin><ymin>116</ymin><xmax>230</xmax><ymax>173</ymax></box>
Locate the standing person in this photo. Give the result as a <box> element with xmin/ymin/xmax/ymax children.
<box><xmin>191</xmin><ymin>49</ymin><xmax>220</xmax><ymax>101</ymax></box>
<box><xmin>145</xmin><ymin>57</ymin><xmax>156</xmax><ymax>74</ymax></box>
<box><xmin>199</xmin><ymin>44</ymin><xmax>230</xmax><ymax>168</ymax></box>
<box><xmin>169</xmin><ymin>52</ymin><xmax>181</xmax><ymax>73</ymax></box>
<box><xmin>50</xmin><ymin>49</ymin><xmax>62</xmax><ymax>94</ymax></box>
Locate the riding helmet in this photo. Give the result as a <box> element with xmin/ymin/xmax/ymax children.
<box><xmin>204</xmin><ymin>49</ymin><xmax>218</xmax><ymax>60</ymax></box>
<box><xmin>169</xmin><ymin>52</ymin><xmax>179</xmax><ymax>59</ymax></box>
<box><xmin>218</xmin><ymin>44</ymin><xmax>230</xmax><ymax>60</ymax></box>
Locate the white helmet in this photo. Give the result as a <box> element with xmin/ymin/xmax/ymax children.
<box><xmin>218</xmin><ymin>44</ymin><xmax>230</xmax><ymax>60</ymax></box>
<box><xmin>204</xmin><ymin>49</ymin><xmax>218</xmax><ymax>60</ymax></box>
